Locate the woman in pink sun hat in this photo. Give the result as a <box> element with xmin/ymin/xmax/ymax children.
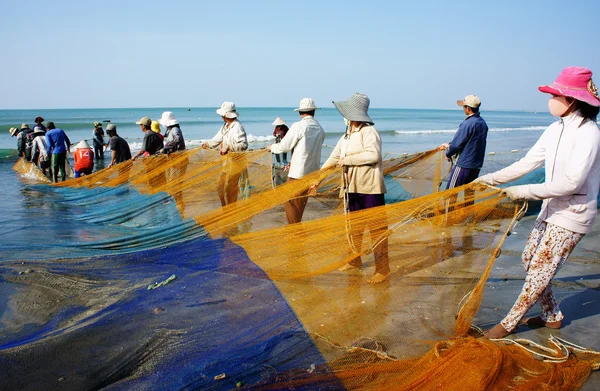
<box><xmin>476</xmin><ymin>66</ymin><xmax>600</xmax><ymax>339</ymax></box>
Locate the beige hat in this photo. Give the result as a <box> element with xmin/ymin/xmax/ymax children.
<box><xmin>76</xmin><ymin>140</ymin><xmax>92</xmax><ymax>149</ymax></box>
<box><xmin>9</xmin><ymin>127</ymin><xmax>19</xmax><ymax>137</ymax></box>
<box><xmin>457</xmin><ymin>94</ymin><xmax>481</xmax><ymax>108</ymax></box>
<box><xmin>136</xmin><ymin>117</ymin><xmax>152</xmax><ymax>127</ymax></box>
<box><xmin>294</xmin><ymin>98</ymin><xmax>319</xmax><ymax>112</ymax></box>
<box><xmin>272</xmin><ymin>117</ymin><xmax>286</xmax><ymax>126</ymax></box>
<box><xmin>20</xmin><ymin>123</ymin><xmax>30</xmax><ymax>130</ymax></box>
<box><xmin>216</xmin><ymin>102</ymin><xmax>239</xmax><ymax>118</ymax></box>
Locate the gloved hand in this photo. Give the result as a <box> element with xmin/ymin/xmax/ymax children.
<box><xmin>473</xmin><ymin>174</ymin><xmax>494</xmax><ymax>186</ymax></box>
<box><xmin>500</xmin><ymin>186</ymin><xmax>523</xmax><ymax>201</ymax></box>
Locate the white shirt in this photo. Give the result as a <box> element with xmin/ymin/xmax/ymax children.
<box><xmin>479</xmin><ymin>111</ymin><xmax>600</xmax><ymax>234</ymax></box>
<box><xmin>32</xmin><ymin>135</ymin><xmax>49</xmax><ymax>161</ymax></box>
<box><xmin>207</xmin><ymin>120</ymin><xmax>248</xmax><ymax>152</ymax></box>
<box><xmin>270</xmin><ymin>116</ymin><xmax>325</xmax><ymax>179</ymax></box>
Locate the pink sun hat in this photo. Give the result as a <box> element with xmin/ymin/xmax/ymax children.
<box><xmin>538</xmin><ymin>66</ymin><xmax>600</xmax><ymax>107</ymax></box>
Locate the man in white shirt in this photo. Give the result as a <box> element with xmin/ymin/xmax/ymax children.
<box><xmin>267</xmin><ymin>98</ymin><xmax>325</xmax><ymax>223</ymax></box>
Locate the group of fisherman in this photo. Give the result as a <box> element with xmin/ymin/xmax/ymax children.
<box><xmin>8</xmin><ymin>66</ymin><xmax>600</xmax><ymax>339</ymax></box>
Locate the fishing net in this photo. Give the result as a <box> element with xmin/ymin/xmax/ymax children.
<box><xmin>3</xmin><ymin>148</ymin><xmax>599</xmax><ymax>391</ymax></box>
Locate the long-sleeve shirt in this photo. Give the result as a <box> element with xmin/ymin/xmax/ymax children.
<box><xmin>46</xmin><ymin>128</ymin><xmax>71</xmax><ymax>154</ymax></box>
<box><xmin>322</xmin><ymin>124</ymin><xmax>386</xmax><ymax>195</ymax></box>
<box><xmin>270</xmin><ymin>116</ymin><xmax>325</xmax><ymax>179</ymax></box>
<box><xmin>17</xmin><ymin>129</ymin><xmax>33</xmax><ymax>157</ymax></box>
<box><xmin>163</xmin><ymin>126</ymin><xmax>186</xmax><ymax>153</ymax></box>
<box><xmin>446</xmin><ymin>113</ymin><xmax>488</xmax><ymax>169</ymax></box>
<box><xmin>93</xmin><ymin>129</ymin><xmax>104</xmax><ymax>147</ymax></box>
<box><xmin>207</xmin><ymin>120</ymin><xmax>248</xmax><ymax>152</ymax></box>
<box><xmin>478</xmin><ymin>111</ymin><xmax>600</xmax><ymax>234</ymax></box>
<box><xmin>31</xmin><ymin>133</ymin><xmax>49</xmax><ymax>163</ymax></box>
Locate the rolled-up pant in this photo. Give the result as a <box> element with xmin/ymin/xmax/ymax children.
<box><xmin>346</xmin><ymin>193</ymin><xmax>390</xmax><ymax>275</ymax></box>
<box><xmin>94</xmin><ymin>144</ymin><xmax>104</xmax><ymax>160</ymax></box>
<box><xmin>51</xmin><ymin>153</ymin><xmax>67</xmax><ymax>182</ymax></box>
<box><xmin>284</xmin><ymin>178</ymin><xmax>309</xmax><ymax>224</ymax></box>
<box><xmin>501</xmin><ymin>219</ymin><xmax>584</xmax><ymax>332</ymax></box>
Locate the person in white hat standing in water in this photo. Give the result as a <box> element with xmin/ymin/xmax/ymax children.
<box><xmin>271</xmin><ymin>117</ymin><xmax>289</xmax><ymax>168</ymax></box>
<box><xmin>475</xmin><ymin>66</ymin><xmax>600</xmax><ymax>339</ymax></box>
<box><xmin>203</xmin><ymin>102</ymin><xmax>249</xmax><ymax>206</ymax></box>
<box><xmin>322</xmin><ymin>93</ymin><xmax>389</xmax><ymax>283</ymax></box>
<box><xmin>267</xmin><ymin>98</ymin><xmax>325</xmax><ymax>224</ymax></box>
<box><xmin>73</xmin><ymin>140</ymin><xmax>94</xmax><ymax>178</ymax></box>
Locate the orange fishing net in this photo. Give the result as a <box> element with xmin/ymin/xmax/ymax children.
<box><xmin>10</xmin><ymin>148</ymin><xmax>600</xmax><ymax>391</ymax></box>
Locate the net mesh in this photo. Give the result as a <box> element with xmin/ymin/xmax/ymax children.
<box><xmin>4</xmin><ymin>148</ymin><xmax>598</xmax><ymax>391</ymax></box>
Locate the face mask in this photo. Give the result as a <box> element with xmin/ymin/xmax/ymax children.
<box><xmin>548</xmin><ymin>96</ymin><xmax>574</xmax><ymax>117</ymax></box>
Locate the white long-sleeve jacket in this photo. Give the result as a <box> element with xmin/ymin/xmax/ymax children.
<box><xmin>207</xmin><ymin>120</ymin><xmax>248</xmax><ymax>152</ymax></box>
<box><xmin>479</xmin><ymin>111</ymin><xmax>600</xmax><ymax>233</ymax></box>
<box><xmin>270</xmin><ymin>116</ymin><xmax>325</xmax><ymax>179</ymax></box>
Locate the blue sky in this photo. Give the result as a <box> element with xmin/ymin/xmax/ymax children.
<box><xmin>1</xmin><ymin>0</ymin><xmax>598</xmax><ymax>110</ymax></box>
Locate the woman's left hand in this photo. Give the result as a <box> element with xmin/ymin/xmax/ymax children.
<box><xmin>337</xmin><ymin>158</ymin><xmax>345</xmax><ymax>168</ymax></box>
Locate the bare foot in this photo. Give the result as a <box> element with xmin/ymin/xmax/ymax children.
<box><xmin>483</xmin><ymin>323</ymin><xmax>511</xmax><ymax>339</ymax></box>
<box><xmin>523</xmin><ymin>316</ymin><xmax>562</xmax><ymax>329</ymax></box>
<box><xmin>338</xmin><ymin>263</ymin><xmax>361</xmax><ymax>272</ymax></box>
<box><xmin>367</xmin><ymin>273</ymin><xmax>389</xmax><ymax>284</ymax></box>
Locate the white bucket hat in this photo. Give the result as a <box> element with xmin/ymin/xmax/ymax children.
<box><xmin>332</xmin><ymin>93</ymin><xmax>374</xmax><ymax>125</ymax></box>
<box><xmin>272</xmin><ymin>117</ymin><xmax>286</xmax><ymax>126</ymax></box>
<box><xmin>294</xmin><ymin>98</ymin><xmax>319</xmax><ymax>112</ymax></box>
<box><xmin>216</xmin><ymin>102</ymin><xmax>239</xmax><ymax>118</ymax></box>
<box><xmin>76</xmin><ymin>140</ymin><xmax>92</xmax><ymax>149</ymax></box>
<box><xmin>158</xmin><ymin>111</ymin><xmax>179</xmax><ymax>127</ymax></box>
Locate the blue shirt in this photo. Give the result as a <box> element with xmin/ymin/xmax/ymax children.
<box><xmin>446</xmin><ymin>113</ymin><xmax>488</xmax><ymax>169</ymax></box>
<box><xmin>46</xmin><ymin>128</ymin><xmax>71</xmax><ymax>154</ymax></box>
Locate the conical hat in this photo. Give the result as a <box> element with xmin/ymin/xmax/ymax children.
<box><xmin>76</xmin><ymin>140</ymin><xmax>92</xmax><ymax>149</ymax></box>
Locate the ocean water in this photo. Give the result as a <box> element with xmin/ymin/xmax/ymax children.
<box><xmin>0</xmin><ymin>107</ymin><xmax>554</xmax><ymax>156</ymax></box>
<box><xmin>0</xmin><ymin>107</ymin><xmax>556</xmax><ymax>234</ymax></box>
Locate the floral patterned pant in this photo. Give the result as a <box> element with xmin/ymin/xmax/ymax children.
<box><xmin>501</xmin><ymin>219</ymin><xmax>584</xmax><ymax>332</ymax></box>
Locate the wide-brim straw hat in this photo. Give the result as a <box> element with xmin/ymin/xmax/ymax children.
<box><xmin>9</xmin><ymin>127</ymin><xmax>19</xmax><ymax>137</ymax></box>
<box><xmin>294</xmin><ymin>98</ymin><xmax>320</xmax><ymax>112</ymax></box>
<box><xmin>216</xmin><ymin>102</ymin><xmax>239</xmax><ymax>119</ymax></box>
<box><xmin>76</xmin><ymin>140</ymin><xmax>92</xmax><ymax>149</ymax></box>
<box><xmin>272</xmin><ymin>117</ymin><xmax>286</xmax><ymax>126</ymax></box>
<box><xmin>20</xmin><ymin>123</ymin><xmax>30</xmax><ymax>130</ymax></box>
<box><xmin>158</xmin><ymin>111</ymin><xmax>179</xmax><ymax>127</ymax></box>
<box><xmin>332</xmin><ymin>93</ymin><xmax>374</xmax><ymax>125</ymax></box>
<box><xmin>538</xmin><ymin>66</ymin><xmax>600</xmax><ymax>107</ymax></box>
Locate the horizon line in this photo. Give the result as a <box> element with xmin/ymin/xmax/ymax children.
<box><xmin>0</xmin><ymin>106</ymin><xmax>549</xmax><ymax>114</ymax></box>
